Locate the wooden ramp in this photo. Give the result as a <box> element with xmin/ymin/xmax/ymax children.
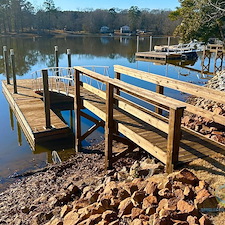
<box><xmin>2</xmin><ymin>80</ymin><xmax>71</xmax><ymax>149</ymax></box>
<box><xmin>77</xmin><ymin>80</ymin><xmax>225</xmax><ymax>165</ymax></box>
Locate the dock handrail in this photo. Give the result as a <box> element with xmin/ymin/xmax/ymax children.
<box><xmin>74</xmin><ymin>66</ymin><xmax>186</xmax><ymax>172</ymax></box>
<box><xmin>114</xmin><ymin>65</ymin><xmax>225</xmax><ymax>126</ymax></box>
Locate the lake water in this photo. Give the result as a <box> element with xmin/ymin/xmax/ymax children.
<box><xmin>0</xmin><ymin>36</ymin><xmax>217</xmax><ymax>191</ymax></box>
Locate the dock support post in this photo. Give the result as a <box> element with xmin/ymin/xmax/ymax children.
<box><xmin>3</xmin><ymin>46</ymin><xmax>10</xmax><ymax>84</ymax></box>
<box><xmin>74</xmin><ymin>69</ymin><xmax>81</xmax><ymax>153</ymax></box>
<box><xmin>42</xmin><ymin>69</ymin><xmax>52</xmax><ymax>129</ymax></box>
<box><xmin>105</xmin><ymin>82</ymin><xmax>114</xmax><ymax>169</ymax></box>
<box><xmin>137</xmin><ymin>36</ymin><xmax>139</xmax><ymax>52</ymax></box>
<box><xmin>114</xmin><ymin>72</ymin><xmax>121</xmax><ymax>135</ymax></box>
<box><xmin>149</xmin><ymin>36</ymin><xmax>153</xmax><ymax>51</ymax></box>
<box><xmin>55</xmin><ymin>46</ymin><xmax>59</xmax><ymax>68</ymax></box>
<box><xmin>201</xmin><ymin>46</ymin><xmax>211</xmax><ymax>73</ymax></box>
<box><xmin>167</xmin><ymin>36</ymin><xmax>171</xmax><ymax>53</ymax></box>
<box><xmin>155</xmin><ymin>85</ymin><xmax>164</xmax><ymax>115</ymax></box>
<box><xmin>55</xmin><ymin>46</ymin><xmax>59</xmax><ymax>76</ymax></box>
<box><xmin>67</xmin><ymin>49</ymin><xmax>71</xmax><ymax>67</ymax></box>
<box><xmin>166</xmin><ymin>107</ymin><xmax>185</xmax><ymax>173</ymax></box>
<box><xmin>10</xmin><ymin>49</ymin><xmax>17</xmax><ymax>94</ymax></box>
<box><xmin>214</xmin><ymin>48</ymin><xmax>223</xmax><ymax>75</ymax></box>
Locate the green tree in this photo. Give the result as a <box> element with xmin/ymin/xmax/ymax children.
<box><xmin>170</xmin><ymin>0</ymin><xmax>225</xmax><ymax>42</ymax></box>
<box><xmin>128</xmin><ymin>6</ymin><xmax>141</xmax><ymax>31</ymax></box>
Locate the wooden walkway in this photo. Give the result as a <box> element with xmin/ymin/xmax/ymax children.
<box><xmin>2</xmin><ymin>65</ymin><xmax>225</xmax><ymax>172</ymax></box>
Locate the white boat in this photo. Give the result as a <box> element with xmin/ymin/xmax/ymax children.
<box><xmin>154</xmin><ymin>40</ymin><xmax>205</xmax><ymax>53</ymax></box>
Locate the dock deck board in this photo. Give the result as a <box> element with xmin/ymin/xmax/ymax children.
<box><xmin>2</xmin><ymin>80</ymin><xmax>71</xmax><ymax>148</ymax></box>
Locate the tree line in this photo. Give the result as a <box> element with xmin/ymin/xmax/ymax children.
<box><xmin>0</xmin><ymin>0</ymin><xmax>180</xmax><ymax>35</ymax></box>
<box><xmin>0</xmin><ymin>0</ymin><xmax>224</xmax><ymax>42</ymax></box>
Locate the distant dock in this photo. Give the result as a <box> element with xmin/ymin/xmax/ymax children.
<box><xmin>135</xmin><ymin>51</ymin><xmax>182</xmax><ymax>62</ymax></box>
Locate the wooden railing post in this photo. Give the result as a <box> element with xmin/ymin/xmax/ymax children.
<box><xmin>3</xmin><ymin>46</ymin><xmax>10</xmax><ymax>84</ymax></box>
<box><xmin>74</xmin><ymin>69</ymin><xmax>81</xmax><ymax>153</ymax></box>
<box><xmin>42</xmin><ymin>69</ymin><xmax>51</xmax><ymax>129</ymax></box>
<box><xmin>155</xmin><ymin>84</ymin><xmax>164</xmax><ymax>115</ymax></box>
<box><xmin>114</xmin><ymin>72</ymin><xmax>121</xmax><ymax>135</ymax></box>
<box><xmin>105</xmin><ymin>82</ymin><xmax>114</xmax><ymax>169</ymax></box>
<box><xmin>10</xmin><ymin>49</ymin><xmax>17</xmax><ymax>94</ymax></box>
<box><xmin>166</xmin><ymin>106</ymin><xmax>185</xmax><ymax>173</ymax></box>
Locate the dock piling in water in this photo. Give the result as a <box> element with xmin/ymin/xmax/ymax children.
<box><xmin>67</xmin><ymin>49</ymin><xmax>71</xmax><ymax>67</ymax></box>
<box><xmin>3</xmin><ymin>46</ymin><xmax>10</xmax><ymax>85</ymax></box>
<box><xmin>42</xmin><ymin>69</ymin><xmax>52</xmax><ymax>129</ymax></box>
<box><xmin>10</xmin><ymin>49</ymin><xmax>17</xmax><ymax>94</ymax></box>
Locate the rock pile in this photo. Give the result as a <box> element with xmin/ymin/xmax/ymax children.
<box><xmin>182</xmin><ymin>70</ymin><xmax>225</xmax><ymax>144</ymax></box>
<box><xmin>45</xmin><ymin>169</ymin><xmax>218</xmax><ymax>225</ymax></box>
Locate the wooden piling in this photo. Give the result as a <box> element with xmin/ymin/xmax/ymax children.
<box><xmin>74</xmin><ymin>69</ymin><xmax>82</xmax><ymax>152</ymax></box>
<box><xmin>166</xmin><ymin>107</ymin><xmax>185</xmax><ymax>173</ymax></box>
<box><xmin>105</xmin><ymin>82</ymin><xmax>114</xmax><ymax>169</ymax></box>
<box><xmin>137</xmin><ymin>36</ymin><xmax>139</xmax><ymax>52</ymax></box>
<box><xmin>3</xmin><ymin>46</ymin><xmax>10</xmax><ymax>84</ymax></box>
<box><xmin>155</xmin><ymin>85</ymin><xmax>164</xmax><ymax>115</ymax></box>
<box><xmin>149</xmin><ymin>36</ymin><xmax>153</xmax><ymax>52</ymax></box>
<box><xmin>67</xmin><ymin>49</ymin><xmax>72</xmax><ymax>67</ymax></box>
<box><xmin>42</xmin><ymin>69</ymin><xmax>52</xmax><ymax>129</ymax></box>
<box><xmin>10</xmin><ymin>49</ymin><xmax>17</xmax><ymax>94</ymax></box>
<box><xmin>55</xmin><ymin>46</ymin><xmax>59</xmax><ymax>68</ymax></box>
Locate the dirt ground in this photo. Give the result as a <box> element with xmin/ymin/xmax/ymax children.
<box><xmin>0</xmin><ymin>140</ymin><xmax>225</xmax><ymax>224</ymax></box>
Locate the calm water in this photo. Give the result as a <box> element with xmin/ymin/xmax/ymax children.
<box><xmin>0</xmin><ymin>36</ymin><xmax>217</xmax><ymax>191</ymax></box>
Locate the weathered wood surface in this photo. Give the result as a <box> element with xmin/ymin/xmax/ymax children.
<box><xmin>2</xmin><ymin>80</ymin><xmax>71</xmax><ymax>148</ymax></box>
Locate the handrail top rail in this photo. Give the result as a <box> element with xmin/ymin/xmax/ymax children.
<box><xmin>114</xmin><ymin>65</ymin><xmax>225</xmax><ymax>105</ymax></box>
<box><xmin>75</xmin><ymin>66</ymin><xmax>111</xmax><ymax>83</ymax></box>
<box><xmin>75</xmin><ymin>66</ymin><xmax>186</xmax><ymax>110</ymax></box>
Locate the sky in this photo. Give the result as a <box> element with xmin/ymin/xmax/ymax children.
<box><xmin>30</xmin><ymin>0</ymin><xmax>180</xmax><ymax>11</ymax></box>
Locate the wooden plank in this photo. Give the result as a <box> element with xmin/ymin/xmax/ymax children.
<box><xmin>114</xmin><ymin>65</ymin><xmax>225</xmax><ymax>105</ymax></box>
<box><xmin>166</xmin><ymin>107</ymin><xmax>185</xmax><ymax>173</ymax></box>
<box><xmin>155</xmin><ymin>85</ymin><xmax>164</xmax><ymax>115</ymax></box>
<box><xmin>110</xmin><ymin>78</ymin><xmax>186</xmax><ymax>110</ymax></box>
<box><xmin>81</xmin><ymin>82</ymin><xmax>106</xmax><ymax>99</ymax></box>
<box><xmin>74</xmin><ymin>69</ymin><xmax>82</xmax><ymax>152</ymax></box>
<box><xmin>42</xmin><ymin>70</ymin><xmax>51</xmax><ymax>129</ymax></box>
<box><xmin>117</xmin><ymin>123</ymin><xmax>167</xmax><ymax>164</ymax></box>
<box><xmin>117</xmin><ymin>98</ymin><xmax>169</xmax><ymax>134</ymax></box>
<box><xmin>81</xmin><ymin>121</ymin><xmax>104</xmax><ymax>141</ymax></box>
<box><xmin>75</xmin><ymin>66</ymin><xmax>111</xmax><ymax>84</ymax></box>
<box><xmin>105</xmin><ymin>82</ymin><xmax>114</xmax><ymax>169</ymax></box>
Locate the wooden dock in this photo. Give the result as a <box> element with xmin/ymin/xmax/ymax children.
<box><xmin>136</xmin><ymin>51</ymin><xmax>182</xmax><ymax>62</ymax></box>
<box><xmin>2</xmin><ymin>65</ymin><xmax>225</xmax><ymax>172</ymax></box>
<box><xmin>2</xmin><ymin>79</ymin><xmax>71</xmax><ymax>149</ymax></box>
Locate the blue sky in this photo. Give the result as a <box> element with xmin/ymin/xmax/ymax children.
<box><xmin>30</xmin><ymin>0</ymin><xmax>180</xmax><ymax>11</ymax></box>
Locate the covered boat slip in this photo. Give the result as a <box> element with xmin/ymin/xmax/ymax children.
<box><xmin>2</xmin><ymin>65</ymin><xmax>225</xmax><ymax>172</ymax></box>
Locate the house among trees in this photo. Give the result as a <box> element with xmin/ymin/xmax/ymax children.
<box><xmin>120</xmin><ymin>25</ymin><xmax>130</xmax><ymax>34</ymax></box>
<box><xmin>100</xmin><ymin>26</ymin><xmax>110</xmax><ymax>33</ymax></box>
